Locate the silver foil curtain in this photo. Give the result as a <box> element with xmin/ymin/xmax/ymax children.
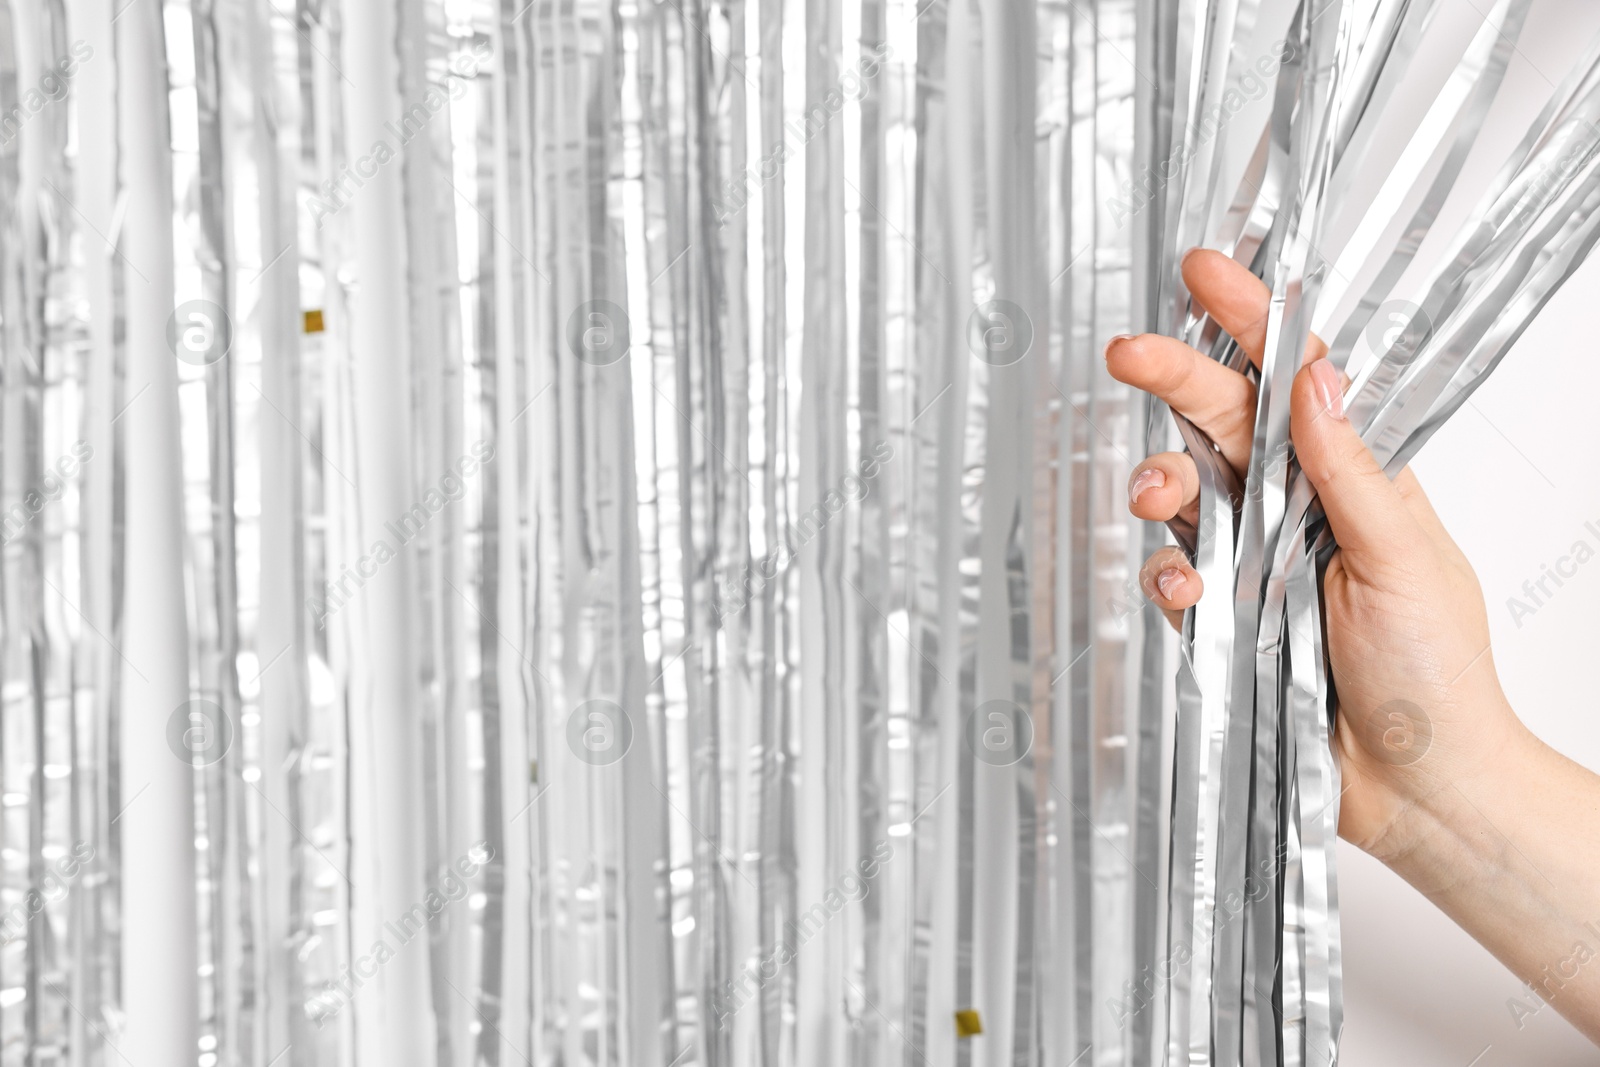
<box><xmin>1</xmin><ymin>0</ymin><xmax>1597</xmax><ymax>1064</ymax></box>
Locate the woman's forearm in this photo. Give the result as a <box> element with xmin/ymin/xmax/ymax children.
<box><xmin>1372</xmin><ymin>703</ymin><xmax>1600</xmax><ymax>1042</ymax></box>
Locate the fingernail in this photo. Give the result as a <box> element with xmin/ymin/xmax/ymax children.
<box><xmin>1129</xmin><ymin>468</ymin><xmax>1166</xmax><ymax>505</ymax></box>
<box><xmin>1100</xmin><ymin>334</ymin><xmax>1139</xmax><ymax>363</ymax></box>
<box><xmin>1156</xmin><ymin>567</ymin><xmax>1187</xmax><ymax>602</ymax></box>
<box><xmin>1103</xmin><ymin>334</ymin><xmax>1136</xmax><ymax>360</ymax></box>
<box><xmin>1310</xmin><ymin>359</ymin><xmax>1345</xmax><ymax>421</ymax></box>
<box><xmin>1181</xmin><ymin>247</ymin><xmax>1204</xmax><ymax>268</ymax></box>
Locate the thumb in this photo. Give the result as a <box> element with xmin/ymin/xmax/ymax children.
<box><xmin>1290</xmin><ymin>357</ymin><xmax>1417</xmax><ymax>563</ymax></box>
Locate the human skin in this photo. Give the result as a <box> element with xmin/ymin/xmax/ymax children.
<box><xmin>1106</xmin><ymin>248</ymin><xmax>1600</xmax><ymax>1044</ymax></box>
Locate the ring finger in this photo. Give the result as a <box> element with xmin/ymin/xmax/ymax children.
<box><xmin>1140</xmin><ymin>545</ymin><xmax>1203</xmax><ymax>630</ymax></box>
<box><xmin>1128</xmin><ymin>451</ymin><xmax>1201</xmax><ymax>528</ymax></box>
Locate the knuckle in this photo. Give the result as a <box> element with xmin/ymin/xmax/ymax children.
<box><xmin>1206</xmin><ymin>396</ymin><xmax>1255</xmax><ymax>448</ymax></box>
<box><xmin>1340</xmin><ymin>436</ymin><xmax>1382</xmax><ymax>478</ymax></box>
<box><xmin>1152</xmin><ymin>345</ymin><xmax>1198</xmax><ymax>399</ymax></box>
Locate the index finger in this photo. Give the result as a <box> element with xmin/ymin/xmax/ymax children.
<box><xmin>1181</xmin><ymin>248</ymin><xmax>1328</xmax><ymax>368</ymax></box>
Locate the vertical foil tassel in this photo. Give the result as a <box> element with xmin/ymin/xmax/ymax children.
<box><xmin>1</xmin><ymin>1</ymin><xmax>1598</xmax><ymax>1066</ymax></box>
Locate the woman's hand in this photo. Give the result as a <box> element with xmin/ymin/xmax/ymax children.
<box><xmin>1106</xmin><ymin>248</ymin><xmax>1528</xmax><ymax>859</ymax></box>
<box><xmin>1107</xmin><ymin>249</ymin><xmax>1600</xmax><ymax>1045</ymax></box>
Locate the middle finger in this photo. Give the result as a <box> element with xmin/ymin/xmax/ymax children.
<box><xmin>1105</xmin><ymin>332</ymin><xmax>1258</xmax><ymax>473</ymax></box>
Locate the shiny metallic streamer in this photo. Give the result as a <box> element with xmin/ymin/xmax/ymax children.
<box><xmin>1146</xmin><ymin>4</ymin><xmax>1600</xmax><ymax>1067</ymax></box>
<box><xmin>1</xmin><ymin>0</ymin><xmax>1596</xmax><ymax>1065</ymax></box>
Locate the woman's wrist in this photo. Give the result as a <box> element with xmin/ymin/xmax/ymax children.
<box><xmin>1368</xmin><ymin>691</ymin><xmax>1540</xmax><ymax>897</ymax></box>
